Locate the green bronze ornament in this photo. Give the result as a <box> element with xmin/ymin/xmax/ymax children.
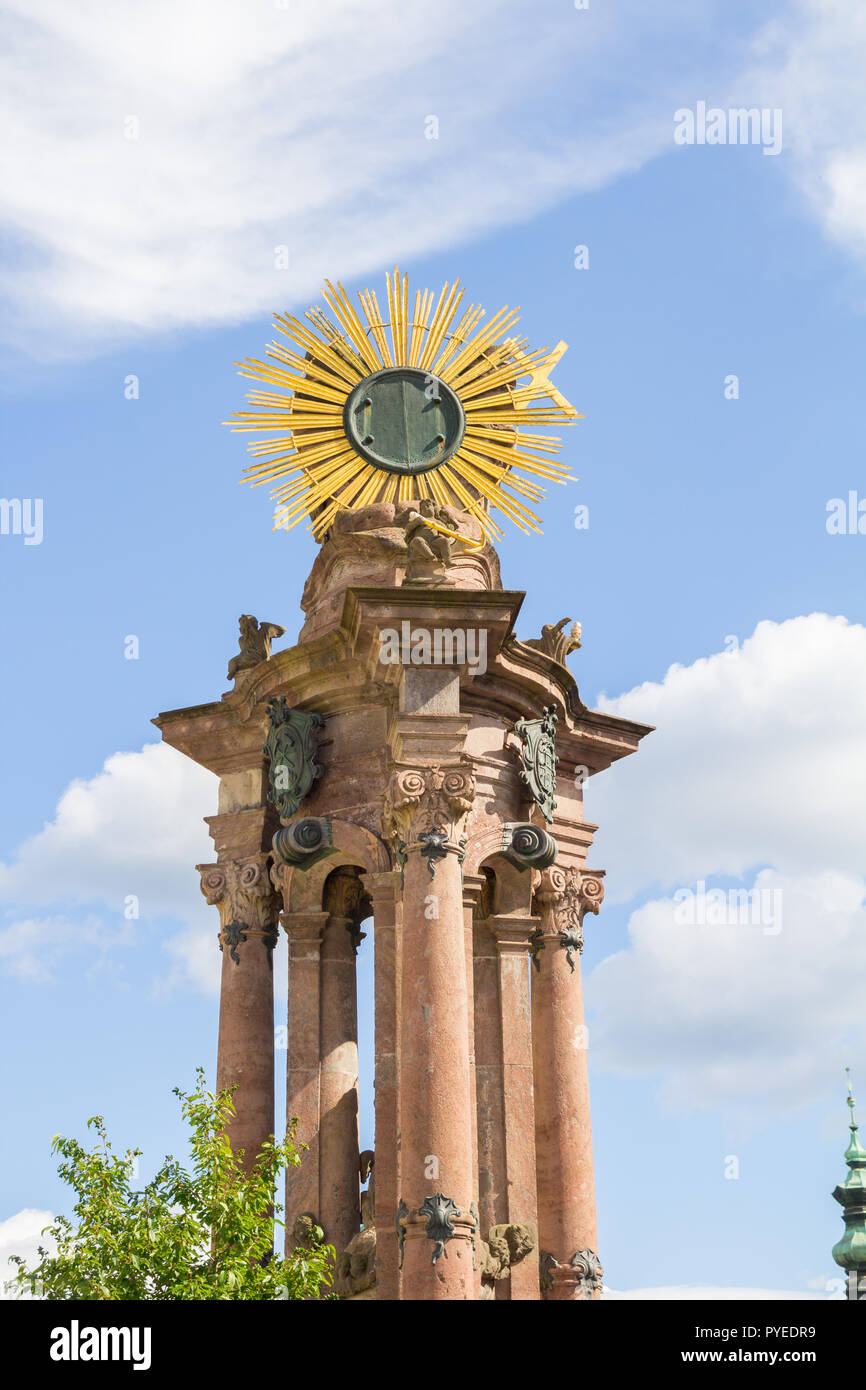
<box><xmin>343</xmin><ymin>367</ymin><xmax>465</xmax><ymax>477</ymax></box>
<box><xmin>529</xmin><ymin>926</ymin><xmax>544</xmax><ymax>973</ymax></box>
<box><xmin>559</xmin><ymin>922</ymin><xmax>583</xmax><ymax>971</ymax></box>
<box><xmin>419</xmin><ymin>1192</ymin><xmax>460</xmax><ymax>1265</ymax></box>
<box><xmin>272</xmin><ymin>816</ymin><xmax>335</xmax><ymax>869</ymax></box>
<box><xmin>396</xmin><ymin>1199</ymin><xmax>409</xmax><ymax>1269</ymax></box>
<box><xmin>514</xmin><ymin>705</ymin><xmax>559</xmax><ymax>823</ymax></box>
<box><xmin>501</xmin><ymin>822</ymin><xmax>558</xmax><ymax>872</ymax></box>
<box><xmin>263</xmin><ymin>697</ymin><xmax>324</xmax><ymax>821</ymax></box>
<box><xmin>418</xmin><ymin>829</ymin><xmax>449</xmax><ymax>878</ymax></box>
<box><xmin>219</xmin><ymin>922</ymin><xmax>247</xmax><ymax>966</ymax></box>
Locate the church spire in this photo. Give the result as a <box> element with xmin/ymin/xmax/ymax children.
<box><xmin>831</xmin><ymin>1068</ymin><xmax>866</xmax><ymax>1300</ymax></box>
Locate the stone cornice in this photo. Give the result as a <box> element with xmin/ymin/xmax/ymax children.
<box><xmin>153</xmin><ymin>583</ymin><xmax>652</xmax><ymax>781</ymax></box>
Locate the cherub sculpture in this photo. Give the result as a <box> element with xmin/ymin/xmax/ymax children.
<box><xmin>397</xmin><ymin>498</ymin><xmax>456</xmax><ymax>588</ymax></box>
<box><xmin>525</xmin><ymin>616</ymin><xmax>582</xmax><ymax>666</ymax></box>
<box><xmin>227</xmin><ymin>614</ymin><xmax>286</xmax><ymax>681</ymax></box>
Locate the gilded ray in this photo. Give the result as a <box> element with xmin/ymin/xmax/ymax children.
<box><xmin>226</xmin><ymin>269</ymin><xmax>579</xmax><ymax>539</ymax></box>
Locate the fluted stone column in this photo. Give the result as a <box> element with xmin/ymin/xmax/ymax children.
<box><xmin>531</xmin><ymin>865</ymin><xmax>605</xmax><ymax>1301</ymax></box>
<box><xmin>318</xmin><ymin>866</ymin><xmax>364</xmax><ymax>1257</ymax></box>
<box><xmin>385</xmin><ymin>762</ymin><xmax>478</xmax><ymax>1299</ymax></box>
<box><xmin>197</xmin><ymin>852</ymin><xmax>280</xmax><ymax>1170</ymax></box>
<box><xmin>368</xmin><ymin>870</ymin><xmax>403</xmax><ymax>1300</ymax></box>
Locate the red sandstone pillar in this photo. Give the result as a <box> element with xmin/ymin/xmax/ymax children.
<box><xmin>472</xmin><ymin>907</ymin><xmax>506</xmax><ymax>1243</ymax></box>
<box><xmin>318</xmin><ymin>867</ymin><xmax>364</xmax><ymax>1257</ymax></box>
<box><xmin>532</xmin><ymin>865</ymin><xmax>605</xmax><ymax>1301</ymax></box>
<box><xmin>368</xmin><ymin>870</ymin><xmax>402</xmax><ymax>1300</ymax></box>
<box><xmin>386</xmin><ymin>763</ymin><xmax>478</xmax><ymax>1299</ymax></box>
<box><xmin>463</xmin><ymin>873</ymin><xmax>483</xmax><ymax>1298</ymax></box>
<box><xmin>280</xmin><ymin>906</ymin><xmax>328</xmax><ymax>1244</ymax></box>
<box><xmin>197</xmin><ymin>853</ymin><xmax>280</xmax><ymax>1170</ymax></box>
<box><xmin>490</xmin><ymin>912</ymin><xmax>540</xmax><ymax>1300</ymax></box>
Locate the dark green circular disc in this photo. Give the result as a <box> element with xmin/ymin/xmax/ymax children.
<box><xmin>343</xmin><ymin>367</ymin><xmax>465</xmax><ymax>476</ymax></box>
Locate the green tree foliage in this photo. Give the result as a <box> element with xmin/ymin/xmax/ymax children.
<box><xmin>7</xmin><ymin>1070</ymin><xmax>335</xmax><ymax>1300</ymax></box>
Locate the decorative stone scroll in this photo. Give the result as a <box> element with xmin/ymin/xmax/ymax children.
<box><xmin>382</xmin><ymin>764</ymin><xmax>476</xmax><ymax>870</ymax></box>
<box><xmin>532</xmin><ymin>866</ymin><xmax>605</xmax><ymax>972</ymax></box>
<box><xmin>196</xmin><ymin>854</ymin><xmax>281</xmax><ymax>961</ymax></box>
<box><xmin>272</xmin><ymin>815</ymin><xmax>335</xmax><ymax>869</ymax></box>
<box><xmin>500</xmin><ymin>822</ymin><xmax>558</xmax><ymax>872</ymax></box>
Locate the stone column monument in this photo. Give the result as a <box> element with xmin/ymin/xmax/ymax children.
<box><xmin>154</xmin><ymin>271</ymin><xmax>651</xmax><ymax>1300</ymax></box>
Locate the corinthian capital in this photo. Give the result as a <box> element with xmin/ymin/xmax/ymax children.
<box><xmin>382</xmin><ymin>764</ymin><xmax>476</xmax><ymax>872</ymax></box>
<box><xmin>532</xmin><ymin>866</ymin><xmax>605</xmax><ymax>970</ymax></box>
<box><xmin>196</xmin><ymin>853</ymin><xmax>281</xmax><ymax>959</ymax></box>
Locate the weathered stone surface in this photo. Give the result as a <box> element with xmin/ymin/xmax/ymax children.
<box><xmin>478</xmin><ymin>1221</ymin><xmax>537</xmax><ymax>1291</ymax></box>
<box><xmin>335</xmin><ymin>1227</ymin><xmax>377</xmax><ymax>1299</ymax></box>
<box><xmin>298</xmin><ymin>502</ymin><xmax>501</xmax><ymax>643</ymax></box>
<box><xmin>227</xmin><ymin>614</ymin><xmax>285</xmax><ymax>681</ymax></box>
<box><xmin>532</xmin><ymin>866</ymin><xmax>605</xmax><ymax>1299</ymax></box>
<box><xmin>524</xmin><ymin>617</ymin><xmax>581</xmax><ymax>666</ymax></box>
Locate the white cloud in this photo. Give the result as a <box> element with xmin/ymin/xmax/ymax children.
<box><xmin>589</xmin><ymin>868</ymin><xmax>866</xmax><ymax>1109</ymax></box>
<box><xmin>0</xmin><ymin>741</ymin><xmax>216</xmax><ymax>913</ymax></box>
<box><xmin>1</xmin><ymin>3</ymin><xmax>864</xmax><ymax>358</ymax></box>
<box><xmin>584</xmin><ymin>614</ymin><xmax>866</xmax><ymax>1111</ymax></box>
<box><xmin>0</xmin><ymin>741</ymin><xmax>219</xmax><ymax>991</ymax></box>
<box><xmin>589</xmin><ymin>614</ymin><xmax>866</xmax><ymax>901</ymax></box>
<box><xmin>744</xmin><ymin>1</ymin><xmax>866</xmax><ymax>264</ymax></box>
<box><xmin>0</xmin><ymin>0</ymin><xmax>739</xmax><ymax>358</ymax></box>
<box><xmin>0</xmin><ymin>913</ymin><xmax>135</xmax><ymax>984</ymax></box>
<box><xmin>0</xmin><ymin>1209</ymin><xmax>55</xmax><ymax>1299</ymax></box>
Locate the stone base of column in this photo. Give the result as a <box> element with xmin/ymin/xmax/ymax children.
<box><xmin>399</xmin><ymin>1210</ymin><xmax>479</xmax><ymax>1300</ymax></box>
<box><xmin>540</xmin><ymin>1247</ymin><xmax>604</xmax><ymax>1301</ymax></box>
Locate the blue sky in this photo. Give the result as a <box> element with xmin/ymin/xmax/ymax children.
<box><xmin>1</xmin><ymin>0</ymin><xmax>864</xmax><ymax>1298</ymax></box>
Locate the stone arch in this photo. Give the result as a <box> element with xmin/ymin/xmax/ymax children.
<box><xmin>279</xmin><ymin>818</ymin><xmax>390</xmax><ymax>912</ymax></box>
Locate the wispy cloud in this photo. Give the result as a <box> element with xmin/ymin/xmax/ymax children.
<box><xmin>0</xmin><ymin>741</ymin><xmax>219</xmax><ymax>991</ymax></box>
<box><xmin>586</xmin><ymin>615</ymin><xmax>866</xmax><ymax>1111</ymax></box>
<box><xmin>0</xmin><ymin>0</ymin><xmax>748</xmax><ymax>359</ymax></box>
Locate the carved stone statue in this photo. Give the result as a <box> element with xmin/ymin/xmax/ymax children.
<box><xmin>227</xmin><ymin>614</ymin><xmax>286</xmax><ymax>681</ymax></box>
<box><xmin>477</xmin><ymin>1221</ymin><xmax>537</xmax><ymax>1299</ymax></box>
<box><xmin>359</xmin><ymin>1149</ymin><xmax>375</xmax><ymax>1230</ymax></box>
<box><xmin>291</xmin><ymin>1211</ymin><xmax>321</xmax><ymax>1248</ymax></box>
<box><xmin>334</xmin><ymin>1228</ymin><xmax>377</xmax><ymax>1299</ymax></box>
<box><xmin>525</xmin><ymin>616</ymin><xmax>581</xmax><ymax>666</ymax></box>
<box><xmin>397</xmin><ymin>498</ymin><xmax>456</xmax><ymax>588</ymax></box>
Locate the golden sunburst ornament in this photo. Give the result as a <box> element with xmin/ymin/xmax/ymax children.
<box><xmin>226</xmin><ymin>269</ymin><xmax>580</xmax><ymax>542</ymax></box>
